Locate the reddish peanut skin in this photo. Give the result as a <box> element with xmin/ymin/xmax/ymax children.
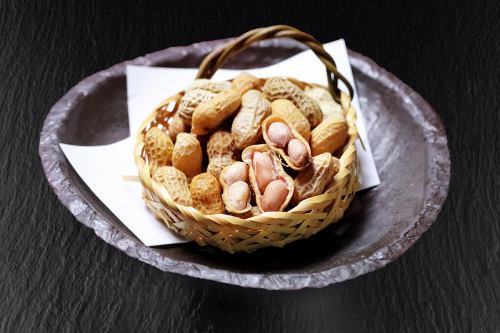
<box><xmin>262</xmin><ymin>116</ymin><xmax>312</xmax><ymax>171</ymax></box>
<box><xmin>287</xmin><ymin>139</ymin><xmax>309</xmax><ymax>167</ymax></box>
<box><xmin>226</xmin><ymin>181</ymin><xmax>251</xmax><ymax>211</ymax></box>
<box><xmin>267</xmin><ymin>122</ymin><xmax>293</xmax><ymax>148</ymax></box>
<box><xmin>253</xmin><ymin>151</ymin><xmax>276</xmax><ymax>193</ymax></box>
<box><xmin>260</xmin><ymin>180</ymin><xmax>289</xmax><ymax>212</ymax></box>
<box><xmin>222</xmin><ymin>162</ymin><xmax>248</xmax><ymax>186</ymax></box>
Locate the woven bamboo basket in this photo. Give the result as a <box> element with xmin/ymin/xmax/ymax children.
<box><xmin>134</xmin><ymin>25</ymin><xmax>359</xmax><ymax>253</ymax></box>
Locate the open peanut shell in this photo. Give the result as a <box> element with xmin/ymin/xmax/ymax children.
<box><xmin>241</xmin><ymin>144</ymin><xmax>294</xmax><ymax>212</ymax></box>
<box><xmin>262</xmin><ymin>115</ymin><xmax>312</xmax><ymax>171</ymax></box>
<box><xmin>219</xmin><ymin>161</ymin><xmax>252</xmax><ymax>214</ymax></box>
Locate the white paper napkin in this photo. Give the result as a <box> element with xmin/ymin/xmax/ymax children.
<box><xmin>60</xmin><ymin>39</ymin><xmax>380</xmax><ymax>246</ymax></box>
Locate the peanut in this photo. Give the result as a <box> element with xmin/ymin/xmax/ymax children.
<box><xmin>267</xmin><ymin>122</ymin><xmax>293</xmax><ymax>148</ymax></box>
<box><xmin>260</xmin><ymin>180</ymin><xmax>289</xmax><ymax>212</ymax></box>
<box><xmin>168</xmin><ymin>113</ymin><xmax>187</xmax><ymax>142</ymax></box>
<box><xmin>292</xmin><ymin>153</ymin><xmax>340</xmax><ymax>205</ymax></box>
<box><xmin>220</xmin><ymin>162</ymin><xmax>251</xmax><ymax>213</ymax></box>
<box><xmin>226</xmin><ymin>181</ymin><xmax>251</xmax><ymax>212</ymax></box>
<box><xmin>234</xmin><ymin>206</ymin><xmax>262</xmax><ymax>219</ymax></box>
<box><xmin>287</xmin><ymin>139</ymin><xmax>309</xmax><ymax>167</ymax></box>
<box><xmin>207</xmin><ymin>155</ymin><xmax>234</xmax><ymax>180</ymax></box>
<box><xmin>207</xmin><ymin>130</ymin><xmax>235</xmax><ymax>179</ymax></box>
<box><xmin>241</xmin><ymin>145</ymin><xmax>294</xmax><ymax>213</ymax></box>
<box><xmin>191</xmin><ymin>89</ymin><xmax>241</xmax><ymax>135</ymax></box>
<box><xmin>221</xmin><ymin>161</ymin><xmax>248</xmax><ymax>186</ymax></box>
<box><xmin>310</xmin><ymin>113</ymin><xmax>348</xmax><ymax>156</ymax></box>
<box><xmin>263</xmin><ymin>77</ymin><xmax>323</xmax><ymax>128</ymax></box>
<box><xmin>305</xmin><ymin>86</ymin><xmax>342</xmax><ymax>119</ymax></box>
<box><xmin>231</xmin><ymin>72</ymin><xmax>260</xmax><ymax>95</ymax></box>
<box><xmin>144</xmin><ymin>127</ymin><xmax>174</xmax><ymax>173</ymax></box>
<box><xmin>231</xmin><ymin>90</ymin><xmax>271</xmax><ymax>150</ymax></box>
<box><xmin>271</xmin><ymin>99</ymin><xmax>310</xmax><ymax>140</ymax></box>
<box><xmin>207</xmin><ymin>130</ymin><xmax>234</xmax><ymax>157</ymax></box>
<box><xmin>190</xmin><ymin>173</ymin><xmax>225</xmax><ymax>214</ymax></box>
<box><xmin>178</xmin><ymin>89</ymin><xmax>216</xmax><ymax>126</ymax></box>
<box><xmin>253</xmin><ymin>151</ymin><xmax>276</xmax><ymax>193</ymax></box>
<box><xmin>262</xmin><ymin>116</ymin><xmax>312</xmax><ymax>170</ymax></box>
<box><xmin>187</xmin><ymin>79</ymin><xmax>231</xmax><ymax>93</ymax></box>
<box><xmin>152</xmin><ymin>166</ymin><xmax>192</xmax><ymax>206</ymax></box>
<box><xmin>172</xmin><ymin>133</ymin><xmax>202</xmax><ymax>180</ymax></box>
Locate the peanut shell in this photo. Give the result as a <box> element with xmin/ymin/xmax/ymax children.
<box><xmin>144</xmin><ymin>127</ymin><xmax>174</xmax><ymax>173</ymax></box>
<box><xmin>190</xmin><ymin>173</ymin><xmax>225</xmax><ymax>214</ymax></box>
<box><xmin>262</xmin><ymin>116</ymin><xmax>312</xmax><ymax>171</ymax></box>
<box><xmin>231</xmin><ymin>72</ymin><xmax>261</xmax><ymax>95</ymax></box>
<box><xmin>172</xmin><ymin>133</ymin><xmax>203</xmax><ymax>180</ymax></box>
<box><xmin>231</xmin><ymin>90</ymin><xmax>271</xmax><ymax>150</ymax></box>
<box><xmin>187</xmin><ymin>79</ymin><xmax>231</xmax><ymax>93</ymax></box>
<box><xmin>310</xmin><ymin>113</ymin><xmax>348</xmax><ymax>156</ymax></box>
<box><xmin>219</xmin><ymin>162</ymin><xmax>252</xmax><ymax>214</ymax></box>
<box><xmin>178</xmin><ymin>89</ymin><xmax>216</xmax><ymax>126</ymax></box>
<box><xmin>191</xmin><ymin>89</ymin><xmax>241</xmax><ymax>135</ymax></box>
<box><xmin>305</xmin><ymin>86</ymin><xmax>343</xmax><ymax>119</ymax></box>
<box><xmin>207</xmin><ymin>130</ymin><xmax>234</xmax><ymax>158</ymax></box>
<box><xmin>152</xmin><ymin>166</ymin><xmax>192</xmax><ymax>206</ymax></box>
<box><xmin>168</xmin><ymin>113</ymin><xmax>187</xmax><ymax>142</ymax></box>
<box><xmin>292</xmin><ymin>153</ymin><xmax>340</xmax><ymax>205</ymax></box>
<box><xmin>207</xmin><ymin>155</ymin><xmax>234</xmax><ymax>180</ymax></box>
<box><xmin>241</xmin><ymin>144</ymin><xmax>294</xmax><ymax>212</ymax></box>
<box><xmin>270</xmin><ymin>99</ymin><xmax>311</xmax><ymax>140</ymax></box>
<box><xmin>263</xmin><ymin>77</ymin><xmax>323</xmax><ymax>128</ymax></box>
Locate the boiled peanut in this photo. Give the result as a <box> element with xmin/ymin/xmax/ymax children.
<box><xmin>191</xmin><ymin>89</ymin><xmax>241</xmax><ymax>135</ymax></box>
<box><xmin>152</xmin><ymin>166</ymin><xmax>192</xmax><ymax>206</ymax></box>
<box><xmin>271</xmin><ymin>99</ymin><xmax>310</xmax><ymax>140</ymax></box>
<box><xmin>287</xmin><ymin>139</ymin><xmax>309</xmax><ymax>167</ymax></box>
<box><xmin>263</xmin><ymin>77</ymin><xmax>323</xmax><ymax>128</ymax></box>
<box><xmin>292</xmin><ymin>153</ymin><xmax>340</xmax><ymax>205</ymax></box>
<box><xmin>168</xmin><ymin>113</ymin><xmax>187</xmax><ymax>142</ymax></box>
<box><xmin>253</xmin><ymin>151</ymin><xmax>276</xmax><ymax>193</ymax></box>
<box><xmin>207</xmin><ymin>130</ymin><xmax>235</xmax><ymax>179</ymax></box>
<box><xmin>231</xmin><ymin>72</ymin><xmax>260</xmax><ymax>95</ymax></box>
<box><xmin>221</xmin><ymin>161</ymin><xmax>248</xmax><ymax>186</ymax></box>
<box><xmin>241</xmin><ymin>145</ymin><xmax>294</xmax><ymax>213</ymax></box>
<box><xmin>190</xmin><ymin>173</ymin><xmax>225</xmax><ymax>214</ymax></box>
<box><xmin>144</xmin><ymin>127</ymin><xmax>174</xmax><ymax>173</ymax></box>
<box><xmin>260</xmin><ymin>180</ymin><xmax>289</xmax><ymax>212</ymax></box>
<box><xmin>207</xmin><ymin>130</ymin><xmax>234</xmax><ymax>158</ymax></box>
<box><xmin>178</xmin><ymin>89</ymin><xmax>215</xmax><ymax>126</ymax></box>
<box><xmin>172</xmin><ymin>133</ymin><xmax>202</xmax><ymax>180</ymax></box>
<box><xmin>262</xmin><ymin>116</ymin><xmax>312</xmax><ymax>171</ymax></box>
<box><xmin>220</xmin><ymin>162</ymin><xmax>251</xmax><ymax>213</ymax></box>
<box><xmin>234</xmin><ymin>206</ymin><xmax>262</xmax><ymax>219</ymax></box>
<box><xmin>207</xmin><ymin>155</ymin><xmax>234</xmax><ymax>180</ymax></box>
<box><xmin>231</xmin><ymin>90</ymin><xmax>271</xmax><ymax>150</ymax></box>
<box><xmin>267</xmin><ymin>122</ymin><xmax>293</xmax><ymax>148</ymax></box>
<box><xmin>226</xmin><ymin>181</ymin><xmax>251</xmax><ymax>212</ymax></box>
<box><xmin>305</xmin><ymin>86</ymin><xmax>342</xmax><ymax>119</ymax></box>
<box><xmin>310</xmin><ymin>113</ymin><xmax>348</xmax><ymax>156</ymax></box>
<box><xmin>187</xmin><ymin>79</ymin><xmax>231</xmax><ymax>93</ymax></box>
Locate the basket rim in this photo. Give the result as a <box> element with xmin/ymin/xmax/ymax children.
<box><xmin>38</xmin><ymin>37</ymin><xmax>450</xmax><ymax>289</ymax></box>
<box><xmin>135</xmin><ymin>77</ymin><xmax>358</xmax><ymax>227</ymax></box>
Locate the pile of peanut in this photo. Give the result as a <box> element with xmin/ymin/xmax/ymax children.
<box><xmin>144</xmin><ymin>72</ymin><xmax>348</xmax><ymax>216</ymax></box>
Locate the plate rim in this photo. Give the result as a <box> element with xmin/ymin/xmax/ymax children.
<box><xmin>39</xmin><ymin>38</ymin><xmax>450</xmax><ymax>290</ymax></box>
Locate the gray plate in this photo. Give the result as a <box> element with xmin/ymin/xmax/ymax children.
<box><xmin>39</xmin><ymin>38</ymin><xmax>450</xmax><ymax>290</ymax></box>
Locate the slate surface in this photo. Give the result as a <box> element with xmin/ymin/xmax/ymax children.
<box><xmin>1</xmin><ymin>0</ymin><xmax>499</xmax><ymax>331</ymax></box>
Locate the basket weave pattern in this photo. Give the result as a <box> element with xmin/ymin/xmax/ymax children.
<box><xmin>134</xmin><ymin>26</ymin><xmax>359</xmax><ymax>253</ymax></box>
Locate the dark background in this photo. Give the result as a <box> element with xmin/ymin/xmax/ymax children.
<box><xmin>1</xmin><ymin>0</ymin><xmax>499</xmax><ymax>332</ymax></box>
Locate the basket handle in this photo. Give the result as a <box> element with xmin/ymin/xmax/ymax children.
<box><xmin>196</xmin><ymin>25</ymin><xmax>354</xmax><ymax>102</ymax></box>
